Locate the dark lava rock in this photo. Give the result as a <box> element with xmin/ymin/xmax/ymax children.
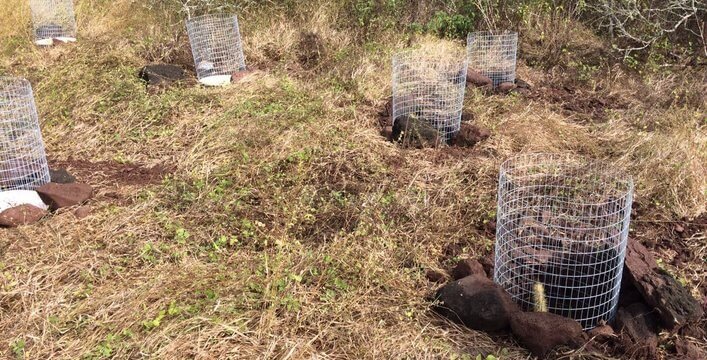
<box><xmin>426</xmin><ymin>269</ymin><xmax>447</xmax><ymax>283</ymax></box>
<box><xmin>37</xmin><ymin>182</ymin><xmax>93</xmax><ymax>211</ymax></box>
<box><xmin>49</xmin><ymin>168</ymin><xmax>76</xmax><ymax>184</ymax></box>
<box><xmin>587</xmin><ymin>323</ymin><xmax>616</xmax><ymax>343</ymax></box>
<box><xmin>449</xmin><ymin>123</ymin><xmax>491</xmax><ymax>147</ymax></box>
<box><xmin>391</xmin><ymin>115</ymin><xmax>442</xmax><ymax>148</ymax></box>
<box><xmin>510</xmin><ymin>311</ymin><xmax>584</xmax><ymax>358</ymax></box>
<box><xmin>139</xmin><ymin>64</ymin><xmax>186</xmax><ymax>87</ymax></box>
<box><xmin>623</xmin><ymin>238</ymin><xmax>704</xmax><ymax>328</ymax></box>
<box><xmin>0</xmin><ymin>205</ymin><xmax>46</xmax><ymax>227</ymax></box>
<box><xmin>451</xmin><ymin>258</ymin><xmax>486</xmax><ymax>280</ymax></box>
<box><xmin>615</xmin><ymin>302</ymin><xmax>660</xmax><ymax>360</ymax></box>
<box><xmin>674</xmin><ymin>337</ymin><xmax>704</xmax><ymax>360</ymax></box>
<box><xmin>515</xmin><ymin>78</ymin><xmax>532</xmax><ymax>89</ymax></box>
<box><xmin>479</xmin><ymin>255</ymin><xmax>495</xmax><ymax>279</ymax></box>
<box><xmin>496</xmin><ymin>82</ymin><xmax>517</xmax><ymax>94</ymax></box>
<box><xmin>466</xmin><ymin>70</ymin><xmax>492</xmax><ymax>88</ymax></box>
<box><xmin>434</xmin><ymin>275</ymin><xmax>519</xmax><ymax>333</ymax></box>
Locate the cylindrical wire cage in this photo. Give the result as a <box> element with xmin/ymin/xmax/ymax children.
<box><xmin>467</xmin><ymin>31</ymin><xmax>518</xmax><ymax>86</ymax></box>
<box><xmin>494</xmin><ymin>154</ymin><xmax>634</xmax><ymax>330</ymax></box>
<box><xmin>392</xmin><ymin>48</ymin><xmax>468</xmax><ymax>143</ymax></box>
<box><xmin>186</xmin><ymin>13</ymin><xmax>247</xmax><ymax>87</ymax></box>
<box><xmin>29</xmin><ymin>0</ymin><xmax>77</xmax><ymax>45</ymax></box>
<box><xmin>0</xmin><ymin>77</ymin><xmax>50</xmax><ymax>191</ymax></box>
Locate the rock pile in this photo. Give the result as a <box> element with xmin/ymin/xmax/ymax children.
<box><xmin>432</xmin><ymin>246</ymin><xmax>705</xmax><ymax>359</ymax></box>
<box><xmin>0</xmin><ymin>167</ymin><xmax>93</xmax><ymax>228</ymax></box>
<box><xmin>466</xmin><ymin>68</ymin><xmax>531</xmax><ymax>95</ymax></box>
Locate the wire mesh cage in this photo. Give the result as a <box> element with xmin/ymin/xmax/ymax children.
<box><xmin>466</xmin><ymin>31</ymin><xmax>518</xmax><ymax>86</ymax></box>
<box><xmin>494</xmin><ymin>154</ymin><xmax>634</xmax><ymax>330</ymax></box>
<box><xmin>392</xmin><ymin>48</ymin><xmax>468</xmax><ymax>144</ymax></box>
<box><xmin>0</xmin><ymin>77</ymin><xmax>50</xmax><ymax>191</ymax></box>
<box><xmin>186</xmin><ymin>13</ymin><xmax>247</xmax><ymax>87</ymax></box>
<box><xmin>29</xmin><ymin>0</ymin><xmax>77</xmax><ymax>46</ymax></box>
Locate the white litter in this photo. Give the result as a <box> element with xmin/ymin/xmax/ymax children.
<box><xmin>0</xmin><ymin>190</ymin><xmax>48</xmax><ymax>213</ymax></box>
<box><xmin>199</xmin><ymin>75</ymin><xmax>232</xmax><ymax>87</ymax></box>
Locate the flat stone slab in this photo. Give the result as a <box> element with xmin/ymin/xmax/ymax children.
<box><xmin>623</xmin><ymin>239</ymin><xmax>703</xmax><ymax>329</ymax></box>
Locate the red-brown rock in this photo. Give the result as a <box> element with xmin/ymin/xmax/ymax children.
<box><xmin>496</xmin><ymin>82</ymin><xmax>517</xmax><ymax>94</ymax></box>
<box><xmin>36</xmin><ymin>182</ymin><xmax>93</xmax><ymax>211</ymax></box>
<box><xmin>450</xmin><ymin>258</ymin><xmax>486</xmax><ymax>280</ymax></box>
<box><xmin>588</xmin><ymin>323</ymin><xmax>616</xmax><ymax>343</ymax></box>
<box><xmin>467</xmin><ymin>70</ymin><xmax>492</xmax><ymax>88</ymax></box>
<box><xmin>623</xmin><ymin>238</ymin><xmax>704</xmax><ymax>328</ymax></box>
<box><xmin>510</xmin><ymin>311</ymin><xmax>584</xmax><ymax>358</ymax></box>
<box><xmin>674</xmin><ymin>337</ymin><xmax>704</xmax><ymax>360</ymax></box>
<box><xmin>0</xmin><ymin>205</ymin><xmax>47</xmax><ymax>227</ymax></box>
<box><xmin>425</xmin><ymin>269</ymin><xmax>446</xmax><ymax>283</ymax></box>
<box><xmin>449</xmin><ymin>123</ymin><xmax>491</xmax><ymax>147</ymax></box>
<box><xmin>615</xmin><ymin>302</ymin><xmax>660</xmax><ymax>360</ymax></box>
<box><xmin>434</xmin><ymin>275</ymin><xmax>519</xmax><ymax>333</ymax></box>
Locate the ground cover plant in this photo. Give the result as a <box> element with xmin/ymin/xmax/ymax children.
<box><xmin>0</xmin><ymin>0</ymin><xmax>705</xmax><ymax>359</ymax></box>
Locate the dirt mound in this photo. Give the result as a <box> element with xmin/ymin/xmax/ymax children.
<box><xmin>531</xmin><ymin>85</ymin><xmax>627</xmax><ymax>122</ymax></box>
<box><xmin>48</xmin><ymin>158</ymin><xmax>173</xmax><ymax>186</ymax></box>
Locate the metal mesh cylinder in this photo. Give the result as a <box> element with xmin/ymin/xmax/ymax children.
<box><xmin>29</xmin><ymin>0</ymin><xmax>77</xmax><ymax>45</ymax></box>
<box><xmin>0</xmin><ymin>77</ymin><xmax>50</xmax><ymax>191</ymax></box>
<box><xmin>186</xmin><ymin>13</ymin><xmax>247</xmax><ymax>87</ymax></box>
<box><xmin>466</xmin><ymin>31</ymin><xmax>518</xmax><ymax>86</ymax></box>
<box><xmin>494</xmin><ymin>154</ymin><xmax>634</xmax><ymax>330</ymax></box>
<box><xmin>392</xmin><ymin>49</ymin><xmax>468</xmax><ymax>143</ymax></box>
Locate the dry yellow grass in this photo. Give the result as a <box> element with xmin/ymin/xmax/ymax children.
<box><xmin>1</xmin><ymin>1</ymin><xmax>705</xmax><ymax>359</ymax></box>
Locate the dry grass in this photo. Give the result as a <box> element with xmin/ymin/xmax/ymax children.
<box><xmin>1</xmin><ymin>1</ymin><xmax>705</xmax><ymax>359</ymax></box>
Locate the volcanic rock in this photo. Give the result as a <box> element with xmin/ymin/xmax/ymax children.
<box><xmin>0</xmin><ymin>205</ymin><xmax>47</xmax><ymax>227</ymax></box>
<box><xmin>139</xmin><ymin>64</ymin><xmax>186</xmax><ymax>87</ymax></box>
<box><xmin>434</xmin><ymin>275</ymin><xmax>519</xmax><ymax>333</ymax></box>
<box><xmin>449</xmin><ymin>123</ymin><xmax>491</xmax><ymax>147</ymax></box>
<box><xmin>588</xmin><ymin>323</ymin><xmax>616</xmax><ymax>342</ymax></box>
<box><xmin>615</xmin><ymin>302</ymin><xmax>660</xmax><ymax>360</ymax></box>
<box><xmin>515</xmin><ymin>78</ymin><xmax>532</xmax><ymax>89</ymax></box>
<box><xmin>426</xmin><ymin>269</ymin><xmax>447</xmax><ymax>283</ymax></box>
<box><xmin>467</xmin><ymin>70</ymin><xmax>492</xmax><ymax>88</ymax></box>
<box><xmin>623</xmin><ymin>238</ymin><xmax>704</xmax><ymax>328</ymax></box>
<box><xmin>451</xmin><ymin>258</ymin><xmax>486</xmax><ymax>280</ymax></box>
<box><xmin>496</xmin><ymin>82</ymin><xmax>517</xmax><ymax>94</ymax></box>
<box><xmin>49</xmin><ymin>168</ymin><xmax>76</xmax><ymax>184</ymax></box>
<box><xmin>36</xmin><ymin>182</ymin><xmax>93</xmax><ymax>211</ymax></box>
<box><xmin>509</xmin><ymin>311</ymin><xmax>584</xmax><ymax>358</ymax></box>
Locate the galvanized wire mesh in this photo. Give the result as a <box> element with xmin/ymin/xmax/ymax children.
<box><xmin>0</xmin><ymin>77</ymin><xmax>50</xmax><ymax>191</ymax></box>
<box><xmin>186</xmin><ymin>13</ymin><xmax>246</xmax><ymax>86</ymax></box>
<box><xmin>494</xmin><ymin>154</ymin><xmax>634</xmax><ymax>330</ymax></box>
<box><xmin>467</xmin><ymin>31</ymin><xmax>518</xmax><ymax>86</ymax></box>
<box><xmin>392</xmin><ymin>49</ymin><xmax>468</xmax><ymax>143</ymax></box>
<box><xmin>29</xmin><ymin>0</ymin><xmax>77</xmax><ymax>44</ymax></box>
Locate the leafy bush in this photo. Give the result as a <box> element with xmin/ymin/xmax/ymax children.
<box><xmin>426</xmin><ymin>11</ymin><xmax>475</xmax><ymax>39</ymax></box>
